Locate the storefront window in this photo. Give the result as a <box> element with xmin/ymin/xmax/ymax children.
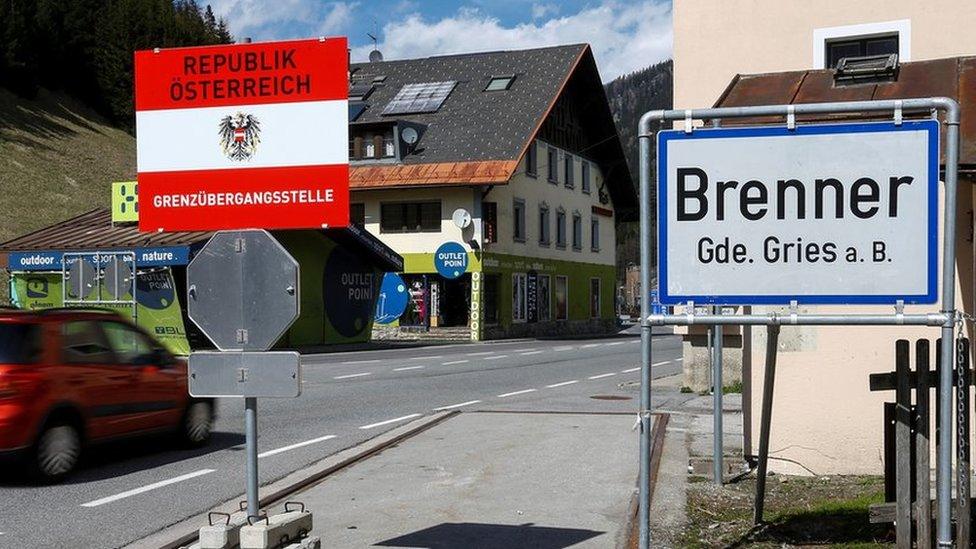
<box><xmin>538</xmin><ymin>274</ymin><xmax>551</xmax><ymax>321</ymax></box>
<box><xmin>555</xmin><ymin>275</ymin><xmax>568</xmax><ymax>320</ymax></box>
<box><xmin>512</xmin><ymin>273</ymin><xmax>527</xmax><ymax>322</ymax></box>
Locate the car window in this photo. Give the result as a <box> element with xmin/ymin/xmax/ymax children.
<box><xmin>0</xmin><ymin>323</ymin><xmax>42</xmax><ymax>364</ymax></box>
<box><xmin>101</xmin><ymin>321</ymin><xmax>156</xmax><ymax>364</ymax></box>
<box><xmin>62</xmin><ymin>321</ymin><xmax>114</xmax><ymax>364</ymax></box>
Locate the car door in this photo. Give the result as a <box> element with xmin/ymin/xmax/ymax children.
<box><xmin>60</xmin><ymin>320</ymin><xmax>139</xmax><ymax>439</ymax></box>
<box><xmin>100</xmin><ymin>320</ymin><xmax>183</xmax><ymax>431</ymax></box>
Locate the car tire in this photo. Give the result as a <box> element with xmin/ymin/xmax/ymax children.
<box><xmin>32</xmin><ymin>423</ymin><xmax>82</xmax><ymax>483</ymax></box>
<box><xmin>180</xmin><ymin>400</ymin><xmax>213</xmax><ymax>447</ymax></box>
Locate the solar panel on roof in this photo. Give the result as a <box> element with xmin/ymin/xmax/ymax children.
<box><xmin>349</xmin><ymin>83</ymin><xmax>375</xmax><ymax>101</ymax></box>
<box><xmin>348</xmin><ymin>102</ymin><xmax>367</xmax><ymax>121</ymax></box>
<box><xmin>381</xmin><ymin>81</ymin><xmax>457</xmax><ymax>115</ymax></box>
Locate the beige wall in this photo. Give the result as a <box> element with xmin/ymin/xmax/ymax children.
<box><xmin>673</xmin><ymin>0</ymin><xmax>976</xmax><ymax>474</ymax></box>
<box><xmin>674</xmin><ymin>0</ymin><xmax>976</xmax><ymax>113</ymax></box>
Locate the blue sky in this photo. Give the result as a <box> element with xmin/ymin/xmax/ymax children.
<box><xmin>207</xmin><ymin>0</ymin><xmax>672</xmax><ymax>81</ymax></box>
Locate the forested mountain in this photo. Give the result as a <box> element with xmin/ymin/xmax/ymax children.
<box><xmin>0</xmin><ymin>0</ymin><xmax>232</xmax><ymax>129</ymax></box>
<box><xmin>605</xmin><ymin>60</ymin><xmax>673</xmax><ymax>276</ymax></box>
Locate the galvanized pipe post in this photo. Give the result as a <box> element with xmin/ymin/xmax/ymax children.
<box><xmin>636</xmin><ymin>112</ymin><xmax>655</xmax><ymax>549</ymax></box>
<box><xmin>244</xmin><ymin>397</ymin><xmax>259</xmax><ymax>518</ymax></box>
<box><xmin>712</xmin><ymin>312</ymin><xmax>724</xmax><ymax>485</ymax></box>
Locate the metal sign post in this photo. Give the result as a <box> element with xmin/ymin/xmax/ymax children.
<box><xmin>187</xmin><ymin>229</ymin><xmax>301</xmax><ymax>520</ymax></box>
<box><xmin>637</xmin><ymin>97</ymin><xmax>961</xmax><ymax>548</ymax></box>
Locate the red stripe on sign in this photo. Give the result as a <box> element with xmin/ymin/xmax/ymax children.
<box><xmin>137</xmin><ymin>164</ymin><xmax>350</xmax><ymax>232</ymax></box>
<box><xmin>135</xmin><ymin>38</ymin><xmax>348</xmax><ymax>111</ymax></box>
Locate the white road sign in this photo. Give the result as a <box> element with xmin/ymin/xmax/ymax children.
<box><xmin>657</xmin><ymin>120</ymin><xmax>938</xmax><ymax>305</ymax></box>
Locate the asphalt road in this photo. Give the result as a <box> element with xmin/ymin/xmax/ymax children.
<box><xmin>0</xmin><ymin>328</ymin><xmax>683</xmax><ymax>548</ymax></box>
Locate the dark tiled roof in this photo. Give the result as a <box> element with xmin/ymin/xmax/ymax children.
<box><xmin>350</xmin><ymin>44</ymin><xmax>586</xmax><ymax>164</ymax></box>
<box><xmin>713</xmin><ymin>56</ymin><xmax>976</xmax><ymax>167</ymax></box>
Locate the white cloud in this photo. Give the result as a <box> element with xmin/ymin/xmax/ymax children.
<box><xmin>210</xmin><ymin>0</ymin><xmax>356</xmax><ymax>41</ymax></box>
<box><xmin>531</xmin><ymin>3</ymin><xmax>559</xmax><ymax>19</ymax></box>
<box><xmin>352</xmin><ymin>1</ymin><xmax>672</xmax><ymax>81</ymax></box>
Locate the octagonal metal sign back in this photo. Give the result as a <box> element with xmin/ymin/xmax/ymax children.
<box><xmin>187</xmin><ymin>230</ymin><xmax>299</xmax><ymax>351</ymax></box>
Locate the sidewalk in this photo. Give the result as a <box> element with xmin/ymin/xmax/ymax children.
<box><xmin>259</xmin><ymin>411</ymin><xmax>641</xmax><ymax>548</ymax></box>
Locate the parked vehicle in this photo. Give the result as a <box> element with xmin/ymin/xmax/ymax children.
<box><xmin>0</xmin><ymin>308</ymin><xmax>212</xmax><ymax>482</ymax></box>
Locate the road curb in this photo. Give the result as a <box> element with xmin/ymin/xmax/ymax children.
<box><xmin>622</xmin><ymin>413</ymin><xmax>670</xmax><ymax>549</ymax></box>
<box><xmin>127</xmin><ymin>411</ymin><xmax>458</xmax><ymax>549</ymax></box>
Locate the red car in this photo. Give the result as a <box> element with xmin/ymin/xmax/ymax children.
<box><xmin>0</xmin><ymin>308</ymin><xmax>213</xmax><ymax>481</ymax></box>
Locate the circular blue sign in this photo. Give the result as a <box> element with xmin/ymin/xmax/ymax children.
<box><xmin>375</xmin><ymin>272</ymin><xmax>409</xmax><ymax>325</ymax></box>
<box><xmin>434</xmin><ymin>242</ymin><xmax>468</xmax><ymax>279</ymax></box>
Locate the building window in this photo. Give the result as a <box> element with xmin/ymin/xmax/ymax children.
<box><xmin>483</xmin><ymin>274</ymin><xmax>499</xmax><ymax>324</ymax></box>
<box><xmin>572</xmin><ymin>212</ymin><xmax>582</xmax><ymax>251</ymax></box>
<box><xmin>825</xmin><ymin>34</ymin><xmax>898</xmax><ymax>69</ymax></box>
<box><xmin>564</xmin><ymin>155</ymin><xmax>574</xmax><ymax>189</ymax></box>
<box><xmin>538</xmin><ymin>274</ymin><xmax>551</xmax><ymax>321</ymax></box>
<box><xmin>547</xmin><ymin>147</ymin><xmax>558</xmax><ymax>184</ymax></box>
<box><xmin>555</xmin><ymin>208</ymin><xmax>566</xmax><ymax>248</ymax></box>
<box><xmin>538</xmin><ymin>204</ymin><xmax>550</xmax><ymax>246</ymax></box>
<box><xmin>581</xmin><ymin>161</ymin><xmax>591</xmax><ymax>194</ymax></box>
<box><xmin>380</xmin><ymin>201</ymin><xmax>441</xmax><ymax>233</ymax></box>
<box><xmin>812</xmin><ymin>19</ymin><xmax>910</xmax><ymax>68</ymax></box>
<box><xmin>513</xmin><ymin>273</ymin><xmax>528</xmax><ymax>323</ymax></box>
<box><xmin>555</xmin><ymin>276</ymin><xmax>568</xmax><ymax>320</ymax></box>
<box><xmin>590</xmin><ymin>278</ymin><xmax>601</xmax><ymax>319</ymax></box>
<box><xmin>485</xmin><ymin>75</ymin><xmax>515</xmax><ymax>92</ymax></box>
<box><xmin>513</xmin><ymin>198</ymin><xmax>526</xmax><ymax>242</ymax></box>
<box><xmin>590</xmin><ymin>217</ymin><xmax>600</xmax><ymax>251</ymax></box>
<box><xmin>483</xmin><ymin>201</ymin><xmax>498</xmax><ymax>243</ymax></box>
<box><xmin>525</xmin><ymin>141</ymin><xmax>537</xmax><ymax>178</ymax></box>
<box><xmin>350</xmin><ymin>203</ymin><xmax>366</xmax><ymax>226</ymax></box>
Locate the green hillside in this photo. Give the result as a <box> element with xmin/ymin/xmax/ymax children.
<box><xmin>0</xmin><ymin>86</ymin><xmax>135</xmax><ymax>243</ymax></box>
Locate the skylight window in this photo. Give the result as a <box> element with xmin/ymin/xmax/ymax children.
<box><xmin>485</xmin><ymin>75</ymin><xmax>515</xmax><ymax>92</ymax></box>
<box><xmin>349</xmin><ymin>83</ymin><xmax>375</xmax><ymax>101</ymax></box>
<box><xmin>382</xmin><ymin>81</ymin><xmax>457</xmax><ymax>115</ymax></box>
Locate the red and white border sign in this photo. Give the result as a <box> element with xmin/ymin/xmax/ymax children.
<box><xmin>135</xmin><ymin>38</ymin><xmax>349</xmax><ymax>232</ymax></box>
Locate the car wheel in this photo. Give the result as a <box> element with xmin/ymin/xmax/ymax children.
<box><xmin>181</xmin><ymin>401</ymin><xmax>213</xmax><ymax>446</ymax></box>
<box><xmin>33</xmin><ymin>424</ymin><xmax>81</xmax><ymax>482</ymax></box>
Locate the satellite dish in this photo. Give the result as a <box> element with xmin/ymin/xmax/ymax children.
<box><xmin>369</xmin><ymin>49</ymin><xmax>383</xmax><ymax>63</ymax></box>
<box><xmin>401</xmin><ymin>126</ymin><xmax>419</xmax><ymax>145</ymax></box>
<box><xmin>452</xmin><ymin>208</ymin><xmax>472</xmax><ymax>229</ymax></box>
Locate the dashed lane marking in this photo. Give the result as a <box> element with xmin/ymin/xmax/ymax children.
<box><xmin>466</xmin><ymin>351</ymin><xmax>495</xmax><ymax>356</ymax></box>
<box><xmin>546</xmin><ymin>380</ymin><xmax>580</xmax><ymax>388</ymax></box>
<box><xmin>580</xmin><ymin>343</ymin><xmax>602</xmax><ymax>349</ymax></box>
<box><xmin>442</xmin><ymin>360</ymin><xmax>469</xmax><ymax>365</ymax></box>
<box><xmin>497</xmin><ymin>389</ymin><xmax>537</xmax><ymax>398</ymax></box>
<box><xmin>394</xmin><ymin>365</ymin><xmax>424</xmax><ymax>371</ymax></box>
<box><xmin>484</xmin><ymin>355</ymin><xmax>508</xmax><ymax>361</ymax></box>
<box><xmin>621</xmin><ymin>367</ymin><xmax>641</xmax><ymax>373</ymax></box>
<box><xmin>81</xmin><ymin>469</ymin><xmax>215</xmax><ymax>508</ymax></box>
<box><xmin>411</xmin><ymin>355</ymin><xmax>443</xmax><ymax>360</ymax></box>
<box><xmin>433</xmin><ymin>400</ymin><xmax>482</xmax><ymax>411</ymax></box>
<box><xmin>341</xmin><ymin>359</ymin><xmax>380</xmax><ymax>365</ymax></box>
<box><xmin>259</xmin><ymin>435</ymin><xmax>337</xmax><ymax>458</ymax></box>
<box><xmin>520</xmin><ymin>350</ymin><xmax>544</xmax><ymax>356</ymax></box>
<box><xmin>359</xmin><ymin>414</ymin><xmax>422</xmax><ymax>430</ymax></box>
<box><xmin>334</xmin><ymin>372</ymin><xmax>371</xmax><ymax>380</ymax></box>
<box><xmin>652</xmin><ymin>361</ymin><xmax>670</xmax><ymax>367</ymax></box>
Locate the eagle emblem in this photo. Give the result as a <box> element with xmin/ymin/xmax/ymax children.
<box><xmin>218</xmin><ymin>112</ymin><xmax>261</xmax><ymax>161</ymax></box>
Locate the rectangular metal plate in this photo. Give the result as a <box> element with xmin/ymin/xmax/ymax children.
<box><xmin>189</xmin><ymin>351</ymin><xmax>301</xmax><ymax>398</ymax></box>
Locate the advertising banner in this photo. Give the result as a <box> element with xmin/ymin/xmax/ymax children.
<box><xmin>8</xmin><ymin>247</ymin><xmax>190</xmax><ymax>271</ymax></box>
<box><xmin>657</xmin><ymin>120</ymin><xmax>938</xmax><ymax>305</ymax></box>
<box><xmin>134</xmin><ymin>38</ymin><xmax>349</xmax><ymax>232</ymax></box>
<box><xmin>10</xmin><ymin>269</ymin><xmax>191</xmax><ymax>355</ymax></box>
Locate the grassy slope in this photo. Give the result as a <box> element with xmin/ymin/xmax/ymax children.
<box><xmin>0</xmin><ymin>86</ymin><xmax>135</xmax><ymax>243</ymax></box>
<box><xmin>0</xmin><ymin>87</ymin><xmax>135</xmax><ymax>304</ymax></box>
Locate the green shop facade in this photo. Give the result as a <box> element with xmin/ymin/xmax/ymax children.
<box><xmin>0</xmin><ymin>208</ymin><xmax>402</xmax><ymax>355</ymax></box>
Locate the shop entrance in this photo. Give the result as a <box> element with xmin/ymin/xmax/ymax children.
<box><xmin>432</xmin><ymin>274</ymin><xmax>471</xmax><ymax>327</ymax></box>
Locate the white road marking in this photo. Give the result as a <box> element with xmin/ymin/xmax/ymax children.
<box><xmin>580</xmin><ymin>343</ymin><xmax>602</xmax><ymax>349</ymax></box>
<box><xmin>466</xmin><ymin>351</ymin><xmax>495</xmax><ymax>356</ymax></box>
<box><xmin>484</xmin><ymin>355</ymin><xmax>508</xmax><ymax>361</ymax></box>
<box><xmin>334</xmin><ymin>372</ymin><xmax>371</xmax><ymax>379</ymax></box>
<box><xmin>411</xmin><ymin>355</ymin><xmax>442</xmax><ymax>360</ymax></box>
<box><xmin>259</xmin><ymin>435</ymin><xmax>337</xmax><ymax>458</ymax></box>
<box><xmin>359</xmin><ymin>414</ymin><xmax>422</xmax><ymax>430</ymax></box>
<box><xmin>511</xmin><ymin>348</ymin><xmax>538</xmax><ymax>353</ymax></box>
<box><xmin>547</xmin><ymin>380</ymin><xmax>579</xmax><ymax>388</ymax></box>
<box><xmin>588</xmin><ymin>373</ymin><xmax>616</xmax><ymax>380</ymax></box>
<box><xmin>606</xmin><ymin>341</ymin><xmax>625</xmax><ymax>346</ymax></box>
<box><xmin>433</xmin><ymin>400</ymin><xmax>481</xmax><ymax>411</ymax></box>
<box><xmin>394</xmin><ymin>365</ymin><xmax>424</xmax><ymax>371</ymax></box>
<box><xmin>676</xmin><ymin>357</ymin><xmax>684</xmax><ymax>361</ymax></box>
<box><xmin>341</xmin><ymin>359</ymin><xmax>380</xmax><ymax>365</ymax></box>
<box><xmin>81</xmin><ymin>469</ymin><xmax>215</xmax><ymax>508</ymax></box>
<box><xmin>442</xmin><ymin>360</ymin><xmax>469</xmax><ymax>365</ymax></box>
<box><xmin>553</xmin><ymin>346</ymin><xmax>574</xmax><ymax>352</ymax></box>
<box><xmin>520</xmin><ymin>350</ymin><xmax>544</xmax><ymax>356</ymax></box>
<box><xmin>652</xmin><ymin>361</ymin><xmax>670</xmax><ymax>367</ymax></box>
<box><xmin>498</xmin><ymin>389</ymin><xmax>537</xmax><ymax>398</ymax></box>
<box><xmin>621</xmin><ymin>367</ymin><xmax>641</xmax><ymax>373</ymax></box>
